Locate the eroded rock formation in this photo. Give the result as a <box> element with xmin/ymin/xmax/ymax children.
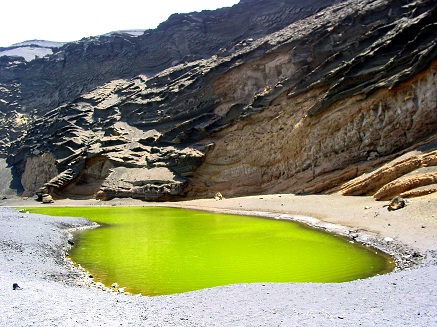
<box><xmin>0</xmin><ymin>0</ymin><xmax>340</xmax><ymax>154</ymax></box>
<box><xmin>338</xmin><ymin>147</ymin><xmax>437</xmax><ymax>200</ymax></box>
<box><xmin>1</xmin><ymin>0</ymin><xmax>436</xmax><ymax>201</ymax></box>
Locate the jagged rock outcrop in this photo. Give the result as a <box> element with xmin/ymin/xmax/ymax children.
<box><xmin>0</xmin><ymin>0</ymin><xmax>341</xmax><ymax>155</ymax></box>
<box><xmin>188</xmin><ymin>0</ymin><xmax>437</xmax><ymax>198</ymax></box>
<box><xmin>1</xmin><ymin>0</ymin><xmax>436</xmax><ymax>201</ymax></box>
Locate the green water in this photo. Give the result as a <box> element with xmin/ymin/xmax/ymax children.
<box><xmin>27</xmin><ymin>207</ymin><xmax>394</xmax><ymax>295</ymax></box>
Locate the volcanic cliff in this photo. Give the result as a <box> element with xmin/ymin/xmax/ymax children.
<box><xmin>0</xmin><ymin>0</ymin><xmax>436</xmax><ymax>202</ymax></box>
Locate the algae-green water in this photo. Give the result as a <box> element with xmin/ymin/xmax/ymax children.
<box><xmin>27</xmin><ymin>207</ymin><xmax>394</xmax><ymax>295</ymax></box>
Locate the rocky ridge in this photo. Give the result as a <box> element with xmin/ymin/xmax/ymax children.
<box><xmin>2</xmin><ymin>0</ymin><xmax>437</xmax><ymax>201</ymax></box>
<box><xmin>0</xmin><ymin>40</ymin><xmax>66</xmax><ymax>61</ymax></box>
<box><xmin>0</xmin><ymin>0</ymin><xmax>339</xmax><ymax>155</ymax></box>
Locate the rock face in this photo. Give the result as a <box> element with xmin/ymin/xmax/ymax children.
<box><xmin>339</xmin><ymin>148</ymin><xmax>437</xmax><ymax>200</ymax></box>
<box><xmin>20</xmin><ymin>153</ymin><xmax>58</xmax><ymax>197</ymax></box>
<box><xmin>1</xmin><ymin>0</ymin><xmax>436</xmax><ymax>201</ymax></box>
<box><xmin>0</xmin><ymin>0</ymin><xmax>340</xmax><ymax>155</ymax></box>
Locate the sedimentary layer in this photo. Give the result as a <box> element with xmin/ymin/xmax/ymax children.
<box><xmin>1</xmin><ymin>0</ymin><xmax>436</xmax><ymax>201</ymax></box>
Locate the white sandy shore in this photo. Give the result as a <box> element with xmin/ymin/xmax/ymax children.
<box><xmin>0</xmin><ymin>194</ymin><xmax>436</xmax><ymax>326</ymax></box>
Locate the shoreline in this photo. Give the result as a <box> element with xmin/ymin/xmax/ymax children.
<box><xmin>1</xmin><ymin>194</ymin><xmax>436</xmax><ymax>326</ymax></box>
<box><xmin>9</xmin><ymin>194</ymin><xmax>433</xmax><ymax>270</ymax></box>
<box><xmin>164</xmin><ymin>205</ymin><xmax>428</xmax><ymax>271</ymax></box>
<box><xmin>6</xmin><ymin>192</ymin><xmax>437</xmax><ymax>250</ymax></box>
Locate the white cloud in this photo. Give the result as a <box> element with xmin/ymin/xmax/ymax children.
<box><xmin>0</xmin><ymin>0</ymin><xmax>240</xmax><ymax>47</ymax></box>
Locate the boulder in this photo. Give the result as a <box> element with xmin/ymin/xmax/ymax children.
<box><xmin>387</xmin><ymin>196</ymin><xmax>406</xmax><ymax>211</ymax></box>
<box><xmin>214</xmin><ymin>192</ymin><xmax>225</xmax><ymax>201</ymax></box>
<box><xmin>41</xmin><ymin>194</ymin><xmax>54</xmax><ymax>204</ymax></box>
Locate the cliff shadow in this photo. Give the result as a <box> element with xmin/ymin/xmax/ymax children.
<box><xmin>0</xmin><ymin>158</ymin><xmax>23</xmax><ymax>197</ymax></box>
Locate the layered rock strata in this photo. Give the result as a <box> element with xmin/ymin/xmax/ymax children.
<box><xmin>2</xmin><ymin>0</ymin><xmax>437</xmax><ymax>201</ymax></box>
<box><xmin>0</xmin><ymin>0</ymin><xmax>341</xmax><ymax>155</ymax></box>
<box><xmin>339</xmin><ymin>147</ymin><xmax>437</xmax><ymax>200</ymax></box>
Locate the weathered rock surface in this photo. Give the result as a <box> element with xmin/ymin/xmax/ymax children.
<box><xmin>20</xmin><ymin>153</ymin><xmax>58</xmax><ymax>197</ymax></box>
<box><xmin>401</xmin><ymin>185</ymin><xmax>437</xmax><ymax>198</ymax></box>
<box><xmin>1</xmin><ymin>0</ymin><xmax>436</xmax><ymax>201</ymax></box>
<box><xmin>339</xmin><ymin>147</ymin><xmax>437</xmax><ymax>200</ymax></box>
<box><xmin>375</xmin><ymin>172</ymin><xmax>437</xmax><ymax>200</ymax></box>
<box><xmin>0</xmin><ymin>0</ymin><xmax>340</xmax><ymax>155</ymax></box>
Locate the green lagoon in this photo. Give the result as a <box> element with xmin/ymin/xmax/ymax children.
<box><xmin>27</xmin><ymin>207</ymin><xmax>394</xmax><ymax>295</ymax></box>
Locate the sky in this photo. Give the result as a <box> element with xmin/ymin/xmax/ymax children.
<box><xmin>0</xmin><ymin>0</ymin><xmax>240</xmax><ymax>47</ymax></box>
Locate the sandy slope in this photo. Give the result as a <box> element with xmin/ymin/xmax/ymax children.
<box><xmin>0</xmin><ymin>193</ymin><xmax>436</xmax><ymax>326</ymax></box>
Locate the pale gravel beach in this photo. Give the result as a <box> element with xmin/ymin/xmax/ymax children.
<box><xmin>0</xmin><ymin>193</ymin><xmax>436</xmax><ymax>326</ymax></box>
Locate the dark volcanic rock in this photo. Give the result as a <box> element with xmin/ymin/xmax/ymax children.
<box><xmin>0</xmin><ymin>0</ymin><xmax>339</xmax><ymax>155</ymax></box>
<box><xmin>2</xmin><ymin>0</ymin><xmax>437</xmax><ymax>201</ymax></box>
